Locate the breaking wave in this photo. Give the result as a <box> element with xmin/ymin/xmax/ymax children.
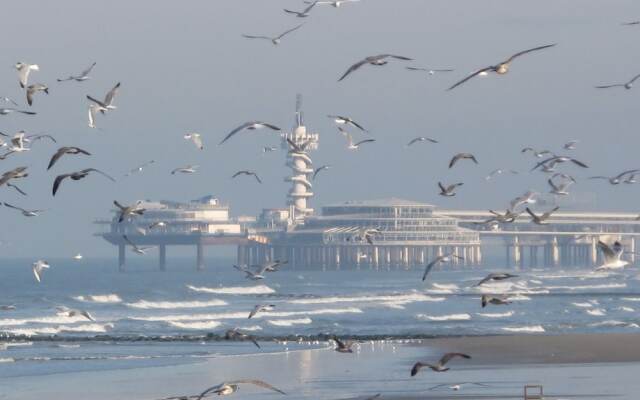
<box><xmin>416</xmin><ymin>313</ymin><xmax>471</xmax><ymax>322</ymax></box>
<box><xmin>501</xmin><ymin>325</ymin><xmax>545</xmax><ymax>333</ymax></box>
<box><xmin>187</xmin><ymin>285</ymin><xmax>275</xmax><ymax>295</ymax></box>
<box><xmin>126</xmin><ymin>299</ymin><xmax>227</xmax><ymax>309</ymax></box>
<box><xmin>73</xmin><ymin>294</ymin><xmax>123</xmax><ymax>304</ymax></box>
<box><xmin>268</xmin><ymin>318</ymin><xmax>313</xmax><ymax>327</ymax></box>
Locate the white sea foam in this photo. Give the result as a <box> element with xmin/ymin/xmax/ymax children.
<box><xmin>6</xmin><ymin>323</ymin><xmax>113</xmax><ymax>336</ymax></box>
<box><xmin>426</xmin><ymin>283</ymin><xmax>459</xmax><ymax>294</ymax></box>
<box><xmin>622</xmin><ymin>297</ymin><xmax>640</xmax><ymax>302</ymax></box>
<box><xmin>416</xmin><ymin>313</ymin><xmax>471</xmax><ymax>322</ymax></box>
<box><xmin>0</xmin><ymin>315</ymin><xmax>93</xmax><ymax>327</ymax></box>
<box><xmin>586</xmin><ymin>308</ymin><xmax>606</xmax><ymax>316</ymax></box>
<box><xmin>544</xmin><ymin>283</ymin><xmax>626</xmax><ymax>291</ymax></box>
<box><xmin>289</xmin><ymin>293</ymin><xmax>444</xmax><ymax>305</ymax></box>
<box><xmin>268</xmin><ymin>317</ymin><xmax>313</xmax><ymax>327</ymax></box>
<box><xmin>476</xmin><ymin>311</ymin><xmax>514</xmax><ymax>318</ymax></box>
<box><xmin>501</xmin><ymin>325</ymin><xmax>545</xmax><ymax>333</ymax></box>
<box><xmin>590</xmin><ymin>320</ymin><xmax>639</xmax><ymax>329</ymax></box>
<box><xmin>126</xmin><ymin>299</ymin><xmax>227</xmax><ymax>309</ymax></box>
<box><xmin>241</xmin><ymin>325</ymin><xmax>263</xmax><ymax>331</ymax></box>
<box><xmin>508</xmin><ymin>294</ymin><xmax>531</xmax><ymax>301</ymax></box>
<box><xmin>73</xmin><ymin>294</ymin><xmax>123</xmax><ymax>304</ymax></box>
<box><xmin>131</xmin><ymin>307</ymin><xmax>363</xmax><ymax>323</ymax></box>
<box><xmin>572</xmin><ymin>302</ymin><xmax>593</xmax><ymax>308</ymax></box>
<box><xmin>168</xmin><ymin>320</ymin><xmax>221</xmax><ymax>330</ymax></box>
<box><xmin>618</xmin><ymin>306</ymin><xmax>635</xmax><ymax>312</ymax></box>
<box><xmin>0</xmin><ymin>358</ymin><xmax>14</xmax><ymax>363</ymax></box>
<box><xmin>187</xmin><ymin>285</ymin><xmax>275</xmax><ymax>295</ymax></box>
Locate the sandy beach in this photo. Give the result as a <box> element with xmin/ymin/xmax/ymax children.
<box><xmin>3</xmin><ymin>333</ymin><xmax>640</xmax><ymax>400</ymax></box>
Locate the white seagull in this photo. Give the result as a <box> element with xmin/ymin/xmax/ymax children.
<box><xmin>32</xmin><ymin>260</ymin><xmax>50</xmax><ymax>283</ymax></box>
<box><xmin>3</xmin><ymin>202</ymin><xmax>46</xmax><ymax>217</ymax></box>
<box><xmin>596</xmin><ymin>240</ymin><xmax>629</xmax><ymax>270</ymax></box>
<box><xmin>171</xmin><ymin>165</ymin><xmax>198</xmax><ymax>174</ymax></box>
<box><xmin>15</xmin><ymin>62</ymin><xmax>39</xmax><ymax>88</ymax></box>
<box><xmin>242</xmin><ymin>24</ymin><xmax>304</xmax><ymax>46</ymax></box>
<box><xmin>184</xmin><ymin>133</ymin><xmax>203</xmax><ymax>150</ymax></box>
<box><xmin>57</xmin><ymin>62</ymin><xmax>96</xmax><ymax>82</ymax></box>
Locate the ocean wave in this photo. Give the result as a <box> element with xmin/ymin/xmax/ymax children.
<box><xmin>501</xmin><ymin>325</ymin><xmax>545</xmax><ymax>333</ymax></box>
<box><xmin>168</xmin><ymin>321</ymin><xmax>222</xmax><ymax>330</ymax></box>
<box><xmin>131</xmin><ymin>307</ymin><xmax>363</xmax><ymax>323</ymax></box>
<box><xmin>590</xmin><ymin>320</ymin><xmax>639</xmax><ymax>329</ymax></box>
<box><xmin>241</xmin><ymin>325</ymin><xmax>263</xmax><ymax>331</ymax></box>
<box><xmin>426</xmin><ymin>283</ymin><xmax>459</xmax><ymax>294</ymax></box>
<box><xmin>572</xmin><ymin>302</ymin><xmax>593</xmax><ymax>308</ymax></box>
<box><xmin>268</xmin><ymin>318</ymin><xmax>313</xmax><ymax>327</ymax></box>
<box><xmin>622</xmin><ymin>297</ymin><xmax>640</xmax><ymax>302</ymax></box>
<box><xmin>126</xmin><ymin>299</ymin><xmax>227</xmax><ymax>309</ymax></box>
<box><xmin>73</xmin><ymin>294</ymin><xmax>122</xmax><ymax>304</ymax></box>
<box><xmin>544</xmin><ymin>283</ymin><xmax>627</xmax><ymax>291</ymax></box>
<box><xmin>586</xmin><ymin>308</ymin><xmax>606</xmax><ymax>316</ymax></box>
<box><xmin>0</xmin><ymin>358</ymin><xmax>14</xmax><ymax>363</ymax></box>
<box><xmin>288</xmin><ymin>293</ymin><xmax>444</xmax><ymax>305</ymax></box>
<box><xmin>508</xmin><ymin>294</ymin><xmax>531</xmax><ymax>301</ymax></box>
<box><xmin>5</xmin><ymin>323</ymin><xmax>113</xmax><ymax>336</ymax></box>
<box><xmin>618</xmin><ymin>306</ymin><xmax>635</xmax><ymax>312</ymax></box>
<box><xmin>476</xmin><ymin>311</ymin><xmax>514</xmax><ymax>318</ymax></box>
<box><xmin>187</xmin><ymin>285</ymin><xmax>275</xmax><ymax>295</ymax></box>
<box><xmin>0</xmin><ymin>315</ymin><xmax>94</xmax><ymax>327</ymax></box>
<box><xmin>416</xmin><ymin>313</ymin><xmax>471</xmax><ymax>322</ymax></box>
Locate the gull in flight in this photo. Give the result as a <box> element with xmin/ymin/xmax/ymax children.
<box><xmin>0</xmin><ymin>305</ymin><xmax>16</xmax><ymax>311</ymax></box>
<box><xmin>225</xmin><ymin>328</ymin><xmax>260</xmax><ymax>348</ymax></box>
<box><xmin>328</xmin><ymin>115</ymin><xmax>368</xmax><ymax>132</ymax></box>
<box><xmin>56</xmin><ymin>306</ymin><xmax>95</xmax><ymax>321</ymax></box>
<box><xmin>531</xmin><ymin>155</ymin><xmax>588</xmax><ymax>172</ymax></box>
<box><xmin>308</xmin><ymin>0</ymin><xmax>360</xmax><ymax>7</ymax></box>
<box><xmin>473</xmin><ymin>209</ymin><xmax>521</xmax><ymax>226</ymax></box>
<box><xmin>448</xmin><ymin>44</ymin><xmax>557</xmax><ymax>90</ymax></box>
<box><xmin>475</xmin><ymin>272</ymin><xmax>518</xmax><ymax>286</ymax></box>
<box><xmin>339</xmin><ymin>54</ymin><xmax>413</xmax><ymax>81</ymax></box>
<box><xmin>195</xmin><ymin>379</ymin><xmax>285</xmax><ymax>399</ymax></box>
<box><xmin>449</xmin><ymin>153</ymin><xmax>478</xmax><ymax>168</ymax></box>
<box><xmin>73</xmin><ymin>254</ymin><xmax>83</xmax><ymax>260</ymax></box>
<box><xmin>407</xmin><ymin>137</ymin><xmax>438</xmax><ymax>146</ymax></box>
<box><xmin>171</xmin><ymin>165</ymin><xmax>198</xmax><ymax>174</ymax></box>
<box><xmin>57</xmin><ymin>62</ymin><xmax>96</xmax><ymax>82</ymax></box>
<box><xmin>123</xmin><ymin>235</ymin><xmax>154</xmax><ymax>255</ymax></box>
<box><xmin>406</xmin><ymin>66</ymin><xmax>454</xmax><ymax>75</ymax></box>
<box><xmin>521</xmin><ymin>147</ymin><xmax>553</xmax><ymax>158</ymax></box>
<box><xmin>286</xmin><ymin>137</ymin><xmax>314</xmax><ymax>154</ymax></box>
<box><xmin>346</xmin><ymin>228</ymin><xmax>381</xmax><ymax>245</ymax></box>
<box><xmin>481</xmin><ymin>295</ymin><xmax>511</xmax><ymax>307</ymax></box>
<box><xmin>411</xmin><ymin>353</ymin><xmax>471</xmax><ymax>375</ymax></box>
<box><xmin>47</xmin><ymin>146</ymin><xmax>91</xmax><ymax>170</ymax></box>
<box><xmin>125</xmin><ymin>160</ymin><xmax>155</xmax><ymax>176</ymax></box>
<box><xmin>32</xmin><ymin>260</ymin><xmax>50</xmax><ymax>283</ymax></box>
<box><xmin>0</xmin><ymin>132</ymin><xmax>56</xmax><ymax>157</ymax></box>
<box><xmin>338</xmin><ymin>127</ymin><xmax>375</xmax><ymax>149</ymax></box>
<box><xmin>284</xmin><ymin>1</ymin><xmax>318</xmax><ymax>17</ymax></box>
<box><xmin>595</xmin><ymin>73</ymin><xmax>640</xmax><ymax>90</ymax></box>
<box><xmin>313</xmin><ymin>165</ymin><xmax>331</xmax><ymax>180</ymax></box>
<box><xmin>485</xmin><ymin>169</ymin><xmax>518</xmax><ymax>181</ymax></box>
<box><xmin>184</xmin><ymin>133</ymin><xmax>203</xmax><ymax>150</ymax></box>
<box><xmin>52</xmin><ymin>168</ymin><xmax>116</xmax><ymax>196</ymax></box>
<box><xmin>26</xmin><ymin>83</ymin><xmax>49</xmax><ymax>106</ymax></box>
<box><xmin>3</xmin><ymin>202</ymin><xmax>46</xmax><ymax>217</ymax></box>
<box><xmin>87</xmin><ymin>82</ymin><xmax>120</xmax><ymax>111</ymax></box>
<box><xmin>422</xmin><ymin>254</ymin><xmax>464</xmax><ymax>281</ymax></box>
<box><xmin>219</xmin><ymin>121</ymin><xmax>281</xmax><ymax>145</ymax></box>
<box><xmin>589</xmin><ymin>169</ymin><xmax>640</xmax><ymax>185</ymax></box>
<box><xmin>114</xmin><ymin>200</ymin><xmax>145</xmax><ymax>222</ymax></box>
<box><xmin>0</xmin><ymin>97</ymin><xmax>18</xmax><ymax>106</ymax></box>
<box><xmin>429</xmin><ymin>382</ymin><xmax>491</xmax><ymax>391</ymax></box>
<box><xmin>15</xmin><ymin>62</ymin><xmax>39</xmax><ymax>88</ymax></box>
<box><xmin>233</xmin><ymin>264</ymin><xmax>265</xmax><ymax>280</ymax></box>
<box><xmin>622</xmin><ymin>20</ymin><xmax>640</xmax><ymax>26</ymax></box>
<box><xmin>232</xmin><ymin>170</ymin><xmax>262</xmax><ymax>183</ymax></box>
<box><xmin>509</xmin><ymin>191</ymin><xmax>537</xmax><ymax>210</ymax></box>
<box><xmin>148</xmin><ymin>221</ymin><xmax>167</xmax><ymax>230</ymax></box>
<box><xmin>526</xmin><ymin>206</ymin><xmax>559</xmax><ymax>225</ymax></box>
<box><xmin>242</xmin><ymin>24</ymin><xmax>304</xmax><ymax>46</ymax></box>
<box><xmin>248</xmin><ymin>304</ymin><xmax>275</xmax><ymax>319</ymax></box>
<box><xmin>0</xmin><ymin>166</ymin><xmax>29</xmax><ymax>196</ymax></box>
<box><xmin>438</xmin><ymin>182</ymin><xmax>463</xmax><ymax>197</ymax></box>
<box><xmin>548</xmin><ymin>173</ymin><xmax>575</xmax><ymax>195</ymax></box>
<box><xmin>596</xmin><ymin>241</ymin><xmax>629</xmax><ymax>270</ymax></box>
<box><xmin>333</xmin><ymin>336</ymin><xmax>356</xmax><ymax>353</ymax></box>
<box><xmin>262</xmin><ymin>146</ymin><xmax>277</xmax><ymax>153</ymax></box>
<box><xmin>0</xmin><ymin>108</ymin><xmax>36</xmax><ymax>116</ymax></box>
<box><xmin>563</xmin><ymin>140</ymin><xmax>579</xmax><ymax>150</ymax></box>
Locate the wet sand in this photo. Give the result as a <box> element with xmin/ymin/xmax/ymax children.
<box><xmin>3</xmin><ymin>334</ymin><xmax>640</xmax><ymax>400</ymax></box>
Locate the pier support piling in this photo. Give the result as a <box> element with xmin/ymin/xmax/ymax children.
<box><xmin>118</xmin><ymin>244</ymin><xmax>125</xmax><ymax>272</ymax></box>
<box><xmin>196</xmin><ymin>243</ymin><xmax>204</xmax><ymax>271</ymax></box>
<box><xmin>159</xmin><ymin>245</ymin><xmax>166</xmax><ymax>271</ymax></box>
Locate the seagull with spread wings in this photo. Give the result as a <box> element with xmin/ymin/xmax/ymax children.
<box><xmin>32</xmin><ymin>260</ymin><xmax>50</xmax><ymax>283</ymax></box>
<box><xmin>196</xmin><ymin>379</ymin><xmax>285</xmax><ymax>398</ymax></box>
<box><xmin>3</xmin><ymin>202</ymin><xmax>46</xmax><ymax>217</ymax></box>
<box><xmin>220</xmin><ymin>121</ymin><xmax>281</xmax><ymax>144</ymax></box>
<box><xmin>232</xmin><ymin>170</ymin><xmax>262</xmax><ymax>183</ymax></box>
<box><xmin>52</xmin><ymin>168</ymin><xmax>115</xmax><ymax>196</ymax></box>
<box><xmin>284</xmin><ymin>1</ymin><xmax>317</xmax><ymax>17</ymax></box>
<box><xmin>525</xmin><ymin>206</ymin><xmax>559</xmax><ymax>225</ymax></box>
<box><xmin>475</xmin><ymin>272</ymin><xmax>518</xmax><ymax>286</ymax></box>
<box><xmin>57</xmin><ymin>62</ymin><xmax>96</xmax><ymax>82</ymax></box>
<box><xmin>438</xmin><ymin>182</ymin><xmax>463</xmax><ymax>197</ymax></box>
<box><xmin>327</xmin><ymin>115</ymin><xmax>368</xmax><ymax>132</ymax></box>
<box><xmin>114</xmin><ymin>200</ymin><xmax>145</xmax><ymax>223</ymax></box>
<box><xmin>242</xmin><ymin>24</ymin><xmax>304</xmax><ymax>45</ymax></box>
<box><xmin>338</xmin><ymin>127</ymin><xmax>375</xmax><ymax>149</ymax></box>
<box><xmin>448</xmin><ymin>44</ymin><xmax>556</xmax><ymax>90</ymax></box>
<box><xmin>47</xmin><ymin>147</ymin><xmax>91</xmax><ymax>170</ymax></box>
<box><xmin>123</xmin><ymin>235</ymin><xmax>154</xmax><ymax>255</ymax></box>
<box><xmin>313</xmin><ymin>165</ymin><xmax>331</xmax><ymax>180</ymax></box>
<box><xmin>15</xmin><ymin>62</ymin><xmax>39</xmax><ymax>88</ymax></box>
<box><xmin>422</xmin><ymin>254</ymin><xmax>464</xmax><ymax>281</ymax></box>
<box><xmin>407</xmin><ymin>137</ymin><xmax>438</xmax><ymax>146</ymax></box>
<box><xmin>411</xmin><ymin>353</ymin><xmax>471</xmax><ymax>375</ymax></box>
<box><xmin>595</xmin><ymin>73</ymin><xmax>640</xmax><ymax>90</ymax></box>
<box><xmin>0</xmin><ymin>166</ymin><xmax>29</xmax><ymax>195</ymax></box>
<box><xmin>596</xmin><ymin>240</ymin><xmax>629</xmax><ymax>270</ymax></box>
<box><xmin>338</xmin><ymin>54</ymin><xmax>413</xmax><ymax>81</ymax></box>
<box><xmin>184</xmin><ymin>133</ymin><xmax>203</xmax><ymax>150</ymax></box>
<box><xmin>449</xmin><ymin>153</ymin><xmax>478</xmax><ymax>168</ymax></box>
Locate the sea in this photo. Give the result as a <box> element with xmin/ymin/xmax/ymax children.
<box><xmin>1</xmin><ymin>256</ymin><xmax>639</xmax><ymax>379</ymax></box>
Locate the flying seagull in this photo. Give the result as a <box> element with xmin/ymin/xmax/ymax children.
<box><xmin>233</xmin><ymin>264</ymin><xmax>266</xmax><ymax>280</ymax></box>
<box><xmin>563</xmin><ymin>140</ymin><xmax>579</xmax><ymax>150</ymax></box>
<box><xmin>313</xmin><ymin>165</ymin><xmax>331</xmax><ymax>180</ymax></box>
<box><xmin>262</xmin><ymin>146</ymin><xmax>277</xmax><ymax>153</ymax></box>
<box><xmin>87</xmin><ymin>82</ymin><xmax>120</xmax><ymax>111</ymax></box>
<box><xmin>56</xmin><ymin>306</ymin><xmax>95</xmax><ymax>321</ymax></box>
<box><xmin>328</xmin><ymin>115</ymin><xmax>368</xmax><ymax>132</ymax></box>
<box><xmin>0</xmin><ymin>108</ymin><xmax>36</xmax><ymax>116</ymax></box>
<box><xmin>411</xmin><ymin>353</ymin><xmax>471</xmax><ymax>375</ymax></box>
<box><xmin>308</xmin><ymin>0</ymin><xmax>360</xmax><ymax>7</ymax></box>
<box><xmin>225</xmin><ymin>328</ymin><xmax>260</xmax><ymax>348</ymax></box>
<box><xmin>595</xmin><ymin>74</ymin><xmax>640</xmax><ymax>90</ymax></box>
<box><xmin>531</xmin><ymin>156</ymin><xmax>588</xmax><ymax>172</ymax></box>
<box><xmin>406</xmin><ymin>66</ymin><xmax>454</xmax><ymax>75</ymax></box>
<box><xmin>248</xmin><ymin>304</ymin><xmax>275</xmax><ymax>319</ymax></box>
<box><xmin>0</xmin><ymin>97</ymin><xmax>18</xmax><ymax>106</ymax></box>
<box><xmin>32</xmin><ymin>260</ymin><xmax>50</xmax><ymax>283</ymax></box>
<box><xmin>123</xmin><ymin>235</ymin><xmax>154</xmax><ymax>255</ymax></box>
<box><xmin>423</xmin><ymin>254</ymin><xmax>464</xmax><ymax>281</ymax></box>
<box><xmin>509</xmin><ymin>191</ymin><xmax>537</xmax><ymax>210</ymax></box>
<box><xmin>407</xmin><ymin>137</ymin><xmax>438</xmax><ymax>146</ymax></box>
<box><xmin>521</xmin><ymin>147</ymin><xmax>553</xmax><ymax>158</ymax></box>
<box><xmin>589</xmin><ymin>169</ymin><xmax>640</xmax><ymax>185</ymax></box>
<box><xmin>184</xmin><ymin>133</ymin><xmax>203</xmax><ymax>150</ymax></box>
<box><xmin>438</xmin><ymin>182</ymin><xmax>463</xmax><ymax>197</ymax></box>
<box><xmin>284</xmin><ymin>1</ymin><xmax>317</xmax><ymax>17</ymax></box>
<box><xmin>338</xmin><ymin>127</ymin><xmax>375</xmax><ymax>149</ymax></box>
<box><xmin>485</xmin><ymin>169</ymin><xmax>518</xmax><ymax>181</ymax></box>
<box><xmin>52</xmin><ymin>168</ymin><xmax>115</xmax><ymax>196</ymax></box>
<box><xmin>525</xmin><ymin>206</ymin><xmax>559</xmax><ymax>225</ymax></box>
<box><xmin>3</xmin><ymin>202</ymin><xmax>46</xmax><ymax>217</ymax></box>
<box><xmin>26</xmin><ymin>83</ymin><xmax>49</xmax><ymax>106</ymax></box>
<box><xmin>114</xmin><ymin>200</ymin><xmax>145</xmax><ymax>223</ymax></box>
<box><xmin>57</xmin><ymin>62</ymin><xmax>96</xmax><ymax>82</ymax></box>
<box><xmin>171</xmin><ymin>165</ymin><xmax>198</xmax><ymax>174</ymax></box>
<box><xmin>548</xmin><ymin>173</ymin><xmax>575</xmax><ymax>195</ymax></box>
<box><xmin>242</xmin><ymin>24</ymin><xmax>304</xmax><ymax>45</ymax></box>
<box><xmin>333</xmin><ymin>336</ymin><xmax>356</xmax><ymax>353</ymax></box>
<box><xmin>596</xmin><ymin>241</ymin><xmax>629</xmax><ymax>270</ymax></box>
<box><xmin>481</xmin><ymin>295</ymin><xmax>511</xmax><ymax>308</ymax></box>
<box><xmin>47</xmin><ymin>147</ymin><xmax>91</xmax><ymax>170</ymax></box>
<box><xmin>448</xmin><ymin>44</ymin><xmax>556</xmax><ymax>90</ymax></box>
<box><xmin>220</xmin><ymin>121</ymin><xmax>281</xmax><ymax>145</ymax></box>
<box><xmin>475</xmin><ymin>272</ymin><xmax>518</xmax><ymax>286</ymax></box>
<box><xmin>232</xmin><ymin>170</ymin><xmax>262</xmax><ymax>183</ymax></box>
<box><xmin>449</xmin><ymin>153</ymin><xmax>478</xmax><ymax>168</ymax></box>
<box><xmin>125</xmin><ymin>160</ymin><xmax>155</xmax><ymax>176</ymax></box>
<box><xmin>0</xmin><ymin>166</ymin><xmax>29</xmax><ymax>195</ymax></box>
<box><xmin>339</xmin><ymin>54</ymin><xmax>413</xmax><ymax>81</ymax></box>
<box><xmin>15</xmin><ymin>62</ymin><xmax>39</xmax><ymax>88</ymax></box>
<box><xmin>196</xmin><ymin>380</ymin><xmax>285</xmax><ymax>399</ymax></box>
<box><xmin>622</xmin><ymin>20</ymin><xmax>640</xmax><ymax>26</ymax></box>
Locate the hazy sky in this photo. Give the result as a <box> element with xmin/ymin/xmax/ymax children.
<box><xmin>2</xmin><ymin>0</ymin><xmax>640</xmax><ymax>257</ymax></box>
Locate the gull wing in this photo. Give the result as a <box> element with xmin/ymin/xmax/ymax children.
<box><xmin>354</xmin><ymin>139</ymin><xmax>375</xmax><ymax>147</ymax></box>
<box><xmin>220</xmin><ymin>122</ymin><xmax>252</xmax><ymax>145</ymax></box>
<box><xmin>422</xmin><ymin>257</ymin><xmax>442</xmax><ymax>281</ymax></box>
<box><xmin>84</xmin><ymin>168</ymin><xmax>116</xmax><ymax>182</ymax></box>
<box><xmin>447</xmin><ymin>66</ymin><xmax>494</xmax><ymax>91</ymax></box>
<box><xmin>229</xmin><ymin>380</ymin><xmax>286</xmax><ymax>395</ymax></box>
<box><xmin>276</xmin><ymin>23</ymin><xmax>304</xmax><ymax>40</ymax></box>
<box><xmin>242</xmin><ymin>34</ymin><xmax>272</xmax><ymax>40</ymax></box>
<box><xmin>504</xmin><ymin>43</ymin><xmax>557</xmax><ymax>63</ymax></box>
<box><xmin>338</xmin><ymin>58</ymin><xmax>370</xmax><ymax>82</ymax></box>
<box><xmin>52</xmin><ymin>174</ymin><xmax>71</xmax><ymax>196</ymax></box>
<box><xmin>104</xmin><ymin>82</ymin><xmax>121</xmax><ymax>106</ymax></box>
<box><xmin>597</xmin><ymin>241</ymin><xmax>615</xmax><ymax>260</ymax></box>
<box><xmin>439</xmin><ymin>352</ymin><xmax>471</xmax><ymax>366</ymax></box>
<box><xmin>80</xmin><ymin>62</ymin><xmax>97</xmax><ymax>77</ymax></box>
<box><xmin>3</xmin><ymin>202</ymin><xmax>26</xmax><ymax>213</ymax></box>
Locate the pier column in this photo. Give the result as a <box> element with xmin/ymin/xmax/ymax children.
<box><xmin>196</xmin><ymin>243</ymin><xmax>204</xmax><ymax>271</ymax></box>
<box><xmin>631</xmin><ymin>238</ymin><xmax>636</xmax><ymax>263</ymax></box>
<box><xmin>118</xmin><ymin>244</ymin><xmax>125</xmax><ymax>272</ymax></box>
<box><xmin>476</xmin><ymin>246</ymin><xmax>482</xmax><ymax>266</ymax></box>
<box><xmin>159</xmin><ymin>245</ymin><xmax>167</xmax><ymax>271</ymax></box>
<box><xmin>513</xmin><ymin>237</ymin><xmax>520</xmax><ymax>268</ymax></box>
<box><xmin>374</xmin><ymin>247</ymin><xmax>379</xmax><ymax>267</ymax></box>
<box><xmin>552</xmin><ymin>237</ymin><xmax>559</xmax><ymax>267</ymax></box>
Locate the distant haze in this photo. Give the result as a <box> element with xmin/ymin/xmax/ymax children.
<box><xmin>1</xmin><ymin>0</ymin><xmax>639</xmax><ymax>257</ymax></box>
